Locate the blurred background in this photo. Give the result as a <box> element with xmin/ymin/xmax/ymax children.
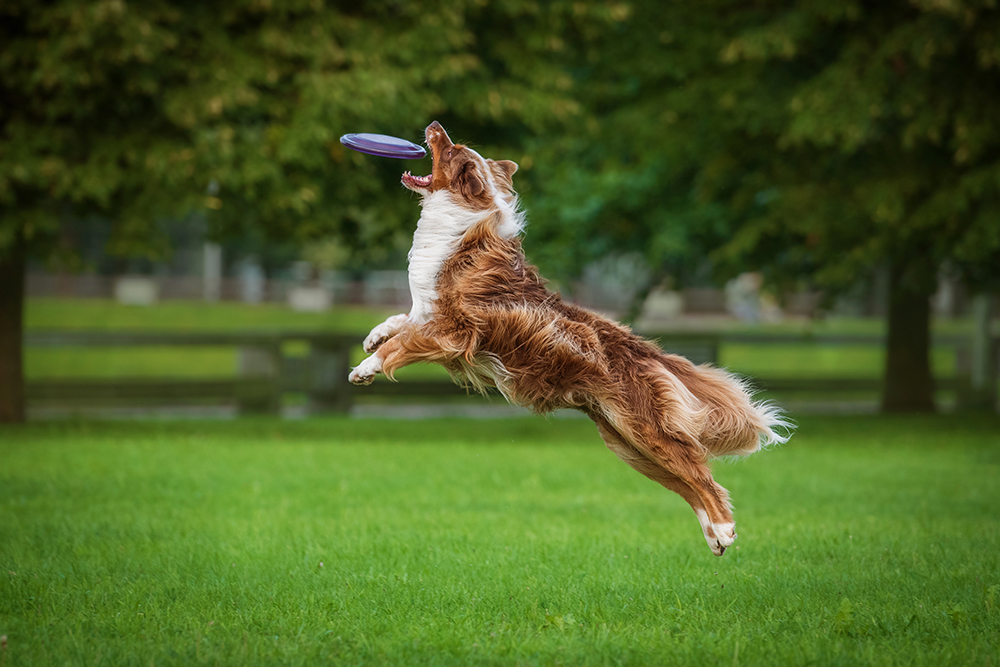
<box><xmin>1</xmin><ymin>0</ymin><xmax>998</xmax><ymax>423</ymax></box>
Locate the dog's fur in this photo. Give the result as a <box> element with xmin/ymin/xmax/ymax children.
<box><xmin>350</xmin><ymin>121</ymin><xmax>791</xmax><ymax>556</ymax></box>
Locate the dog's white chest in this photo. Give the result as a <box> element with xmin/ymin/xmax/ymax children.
<box><xmin>406</xmin><ymin>192</ymin><xmax>477</xmax><ymax>323</ymax></box>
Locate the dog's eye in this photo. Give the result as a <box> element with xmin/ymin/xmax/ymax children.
<box><xmin>447</xmin><ymin>149</ymin><xmax>453</xmax><ymax>157</ymax></box>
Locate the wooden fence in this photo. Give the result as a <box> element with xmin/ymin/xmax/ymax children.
<box><xmin>24</xmin><ymin>330</ymin><xmax>998</xmax><ymax>415</ymax></box>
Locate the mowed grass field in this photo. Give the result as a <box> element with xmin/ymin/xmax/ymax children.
<box><xmin>24</xmin><ymin>298</ymin><xmax>395</xmax><ymax>380</ymax></box>
<box><xmin>2</xmin><ymin>415</ymin><xmax>999</xmax><ymax>666</ymax></box>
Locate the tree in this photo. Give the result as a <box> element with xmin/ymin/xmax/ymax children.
<box><xmin>530</xmin><ymin>0</ymin><xmax>1000</xmax><ymax>412</ymax></box>
<box><xmin>0</xmin><ymin>0</ymin><xmax>620</xmax><ymax>422</ymax></box>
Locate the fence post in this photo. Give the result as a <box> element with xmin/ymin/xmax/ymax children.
<box><xmin>307</xmin><ymin>338</ymin><xmax>354</xmax><ymax>414</ymax></box>
<box><xmin>237</xmin><ymin>343</ymin><xmax>282</xmax><ymax>414</ymax></box>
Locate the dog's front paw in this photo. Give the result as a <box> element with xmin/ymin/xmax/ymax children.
<box><xmin>363</xmin><ymin>314</ymin><xmax>408</xmax><ymax>354</ymax></box>
<box><xmin>348</xmin><ymin>356</ymin><xmax>382</xmax><ymax>385</ymax></box>
<box><xmin>363</xmin><ymin>332</ymin><xmax>390</xmax><ymax>355</ymax></box>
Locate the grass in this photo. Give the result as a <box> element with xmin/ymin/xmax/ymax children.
<box><xmin>2</xmin><ymin>414</ymin><xmax>998</xmax><ymax>665</ymax></box>
<box><xmin>719</xmin><ymin>344</ymin><xmax>956</xmax><ymax>379</ymax></box>
<box><xmin>25</xmin><ymin>298</ymin><xmax>395</xmax><ymax>333</ymax></box>
<box><xmin>25</xmin><ymin>346</ymin><xmax>240</xmax><ymax>379</ymax></box>
<box><xmin>24</xmin><ymin>298</ymin><xmax>394</xmax><ymax>380</ymax></box>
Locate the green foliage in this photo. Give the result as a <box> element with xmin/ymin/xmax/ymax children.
<box><xmin>1</xmin><ymin>414</ymin><xmax>999</xmax><ymax>665</ymax></box>
<box><xmin>531</xmin><ymin>1</ymin><xmax>1000</xmax><ymax>294</ymax></box>
<box><xmin>0</xmin><ymin>0</ymin><xmax>621</xmax><ymax>263</ymax></box>
<box><xmin>4</xmin><ymin>0</ymin><xmax>998</xmax><ymax>288</ymax></box>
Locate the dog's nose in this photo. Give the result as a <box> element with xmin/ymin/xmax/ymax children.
<box><xmin>425</xmin><ymin>121</ymin><xmax>452</xmax><ymax>148</ymax></box>
<box><xmin>426</xmin><ymin>121</ymin><xmax>444</xmax><ymax>141</ymax></box>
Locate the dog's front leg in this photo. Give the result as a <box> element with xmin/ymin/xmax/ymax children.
<box><xmin>349</xmin><ymin>335</ymin><xmax>411</xmax><ymax>386</ymax></box>
<box><xmin>348</xmin><ymin>352</ymin><xmax>383</xmax><ymax>386</ymax></box>
<box><xmin>363</xmin><ymin>313</ymin><xmax>409</xmax><ymax>353</ymax></box>
<box><xmin>349</xmin><ymin>330</ymin><xmax>459</xmax><ymax>386</ymax></box>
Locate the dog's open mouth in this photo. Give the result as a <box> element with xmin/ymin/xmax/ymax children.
<box><xmin>402</xmin><ymin>171</ymin><xmax>432</xmax><ymax>191</ymax></box>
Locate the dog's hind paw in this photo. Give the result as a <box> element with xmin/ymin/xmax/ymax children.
<box><xmin>707</xmin><ymin>525</ymin><xmax>736</xmax><ymax>556</ymax></box>
<box><xmin>709</xmin><ymin>530</ymin><xmax>736</xmax><ymax>557</ymax></box>
<box><xmin>696</xmin><ymin>510</ymin><xmax>736</xmax><ymax>556</ymax></box>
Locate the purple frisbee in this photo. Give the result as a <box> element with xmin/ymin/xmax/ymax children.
<box><xmin>340</xmin><ymin>133</ymin><xmax>426</xmax><ymax>159</ymax></box>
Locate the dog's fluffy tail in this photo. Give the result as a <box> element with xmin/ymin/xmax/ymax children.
<box><xmin>698</xmin><ymin>364</ymin><xmax>792</xmax><ymax>456</ymax></box>
<box><xmin>660</xmin><ymin>357</ymin><xmax>793</xmax><ymax>457</ymax></box>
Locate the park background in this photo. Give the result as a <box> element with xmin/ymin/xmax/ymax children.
<box><xmin>1</xmin><ymin>1</ymin><xmax>999</xmax><ymax>665</ymax></box>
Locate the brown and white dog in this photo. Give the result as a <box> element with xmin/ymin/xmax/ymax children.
<box><xmin>350</xmin><ymin>121</ymin><xmax>790</xmax><ymax>556</ymax></box>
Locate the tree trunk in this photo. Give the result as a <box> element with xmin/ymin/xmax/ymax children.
<box><xmin>965</xmin><ymin>293</ymin><xmax>998</xmax><ymax>410</ymax></box>
<box><xmin>881</xmin><ymin>261</ymin><xmax>936</xmax><ymax>413</ymax></box>
<box><xmin>0</xmin><ymin>237</ymin><xmax>26</xmax><ymax>424</ymax></box>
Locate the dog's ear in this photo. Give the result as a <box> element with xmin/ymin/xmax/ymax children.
<box><xmin>455</xmin><ymin>161</ymin><xmax>484</xmax><ymax>199</ymax></box>
<box><xmin>488</xmin><ymin>159</ymin><xmax>518</xmax><ymax>185</ymax></box>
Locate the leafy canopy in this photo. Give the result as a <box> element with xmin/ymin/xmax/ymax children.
<box><xmin>530</xmin><ymin>0</ymin><xmax>1000</xmax><ymax>294</ymax></box>
<box><xmin>0</xmin><ymin>0</ymin><xmax>622</xmax><ymax>264</ymax></box>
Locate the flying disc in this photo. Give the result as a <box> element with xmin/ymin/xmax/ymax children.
<box><xmin>339</xmin><ymin>133</ymin><xmax>427</xmax><ymax>159</ymax></box>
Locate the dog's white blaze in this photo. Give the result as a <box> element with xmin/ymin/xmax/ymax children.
<box><xmin>471</xmin><ymin>153</ymin><xmax>495</xmax><ymax>193</ymax></box>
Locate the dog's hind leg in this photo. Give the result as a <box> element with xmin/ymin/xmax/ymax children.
<box><xmin>591</xmin><ymin>414</ymin><xmax>737</xmax><ymax>556</ymax></box>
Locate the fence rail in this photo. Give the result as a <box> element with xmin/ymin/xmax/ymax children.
<box><xmin>24</xmin><ymin>330</ymin><xmax>998</xmax><ymax>415</ymax></box>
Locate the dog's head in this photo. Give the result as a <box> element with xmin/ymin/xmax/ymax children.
<box><xmin>402</xmin><ymin>121</ymin><xmax>519</xmax><ymax>211</ymax></box>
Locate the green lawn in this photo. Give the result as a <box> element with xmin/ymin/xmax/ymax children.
<box><xmin>25</xmin><ymin>298</ymin><xmax>395</xmax><ymax>333</ymax></box>
<box><xmin>24</xmin><ymin>298</ymin><xmax>396</xmax><ymax>380</ymax></box>
<box><xmin>720</xmin><ymin>343</ymin><xmax>956</xmax><ymax>379</ymax></box>
<box><xmin>2</xmin><ymin>415</ymin><xmax>998</xmax><ymax>665</ymax></box>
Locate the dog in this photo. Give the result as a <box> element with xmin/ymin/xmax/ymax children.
<box><xmin>349</xmin><ymin>121</ymin><xmax>790</xmax><ymax>556</ymax></box>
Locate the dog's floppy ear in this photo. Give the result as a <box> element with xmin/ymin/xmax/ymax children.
<box><xmin>455</xmin><ymin>161</ymin><xmax>484</xmax><ymax>199</ymax></box>
<box><xmin>489</xmin><ymin>159</ymin><xmax>518</xmax><ymax>185</ymax></box>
